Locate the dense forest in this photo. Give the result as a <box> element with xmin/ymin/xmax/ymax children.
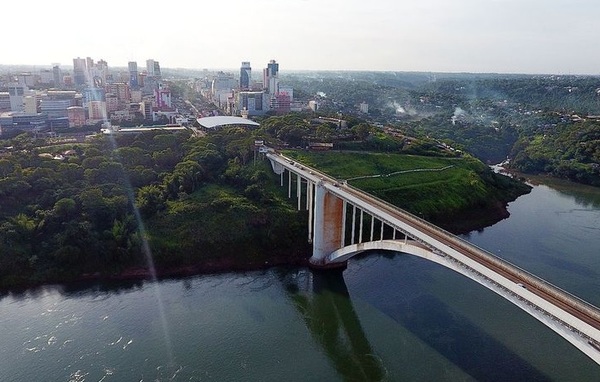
<box><xmin>0</xmin><ymin>128</ymin><xmax>308</xmax><ymax>289</ymax></box>
<box><xmin>0</xmin><ymin>115</ymin><xmax>530</xmax><ymax>289</ymax></box>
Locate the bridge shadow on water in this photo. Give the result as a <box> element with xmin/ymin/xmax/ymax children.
<box><xmin>279</xmin><ymin>266</ymin><xmax>553</xmax><ymax>382</ymax></box>
<box><xmin>398</xmin><ymin>293</ymin><xmax>552</xmax><ymax>382</ymax></box>
<box><xmin>350</xmin><ymin>252</ymin><xmax>552</xmax><ymax>382</ymax></box>
<box><xmin>280</xmin><ymin>269</ymin><xmax>386</xmax><ymax>382</ymax></box>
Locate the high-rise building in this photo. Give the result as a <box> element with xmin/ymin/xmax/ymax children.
<box><xmin>263</xmin><ymin>60</ymin><xmax>279</xmax><ymax>95</ymax></box>
<box><xmin>82</xmin><ymin>87</ymin><xmax>105</xmax><ymax>108</ymax></box>
<box><xmin>139</xmin><ymin>72</ymin><xmax>148</xmax><ymax>88</ymax></box>
<box><xmin>128</xmin><ymin>61</ymin><xmax>139</xmax><ymax>88</ymax></box>
<box><xmin>211</xmin><ymin>72</ymin><xmax>236</xmax><ymax>107</ymax></box>
<box><xmin>240</xmin><ymin>62</ymin><xmax>251</xmax><ymax>90</ymax></box>
<box><xmin>88</xmin><ymin>101</ymin><xmax>108</xmax><ymax>121</ymax></box>
<box><xmin>52</xmin><ymin>65</ymin><xmax>62</xmax><ymax>88</ymax></box>
<box><xmin>140</xmin><ymin>100</ymin><xmax>153</xmax><ymax>120</ymax></box>
<box><xmin>106</xmin><ymin>93</ymin><xmax>120</xmax><ymax>113</ymax></box>
<box><xmin>63</xmin><ymin>75</ymin><xmax>73</xmax><ymax>88</ymax></box>
<box><xmin>271</xmin><ymin>92</ymin><xmax>291</xmax><ymax>114</ymax></box>
<box><xmin>154</xmin><ymin>83</ymin><xmax>172</xmax><ymax>111</ymax></box>
<box><xmin>17</xmin><ymin>73</ymin><xmax>35</xmax><ymax>88</ymax></box>
<box><xmin>279</xmin><ymin>86</ymin><xmax>294</xmax><ymax>101</ymax></box>
<box><xmin>146</xmin><ymin>59</ymin><xmax>161</xmax><ymax>78</ymax></box>
<box><xmin>146</xmin><ymin>59</ymin><xmax>154</xmax><ymax>76</ymax></box>
<box><xmin>271</xmin><ymin>86</ymin><xmax>293</xmax><ymax>114</ymax></box>
<box><xmin>236</xmin><ymin>91</ymin><xmax>266</xmax><ymax>116</ymax></box>
<box><xmin>105</xmin><ymin>83</ymin><xmax>131</xmax><ymax>103</ymax></box>
<box><xmin>88</xmin><ymin>100</ymin><xmax>107</xmax><ymax>121</ymax></box>
<box><xmin>130</xmin><ymin>90</ymin><xmax>142</xmax><ymax>103</ymax></box>
<box><xmin>73</xmin><ymin>57</ymin><xmax>87</xmax><ymax>86</ymax></box>
<box><xmin>8</xmin><ymin>84</ymin><xmax>27</xmax><ymax>112</ymax></box>
<box><xmin>97</xmin><ymin>59</ymin><xmax>108</xmax><ymax>71</ymax></box>
<box><xmin>91</xmin><ymin>59</ymin><xmax>109</xmax><ymax>87</ymax></box>
<box><xmin>72</xmin><ymin>57</ymin><xmax>109</xmax><ymax>87</ymax></box>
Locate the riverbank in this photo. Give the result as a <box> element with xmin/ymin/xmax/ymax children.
<box><xmin>95</xmin><ymin>251</ymin><xmax>311</xmax><ymax>281</ymax></box>
<box><xmin>0</xmin><ymin>148</ymin><xmax>530</xmax><ymax>292</ymax></box>
<box><xmin>81</xmin><ymin>195</ymin><xmax>520</xmax><ymax>285</ymax></box>
<box><xmin>0</xmin><ymin>195</ymin><xmax>519</xmax><ymax>293</ymax></box>
<box><xmin>431</xmin><ymin>199</ymin><xmax>512</xmax><ymax>235</ymax></box>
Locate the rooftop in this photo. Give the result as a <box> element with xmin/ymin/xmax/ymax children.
<box><xmin>196</xmin><ymin>116</ymin><xmax>260</xmax><ymax>129</ymax></box>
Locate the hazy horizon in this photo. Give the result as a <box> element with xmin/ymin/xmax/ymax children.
<box><xmin>3</xmin><ymin>0</ymin><xmax>600</xmax><ymax>75</ymax></box>
<box><xmin>1</xmin><ymin>64</ymin><xmax>596</xmax><ymax>78</ymax></box>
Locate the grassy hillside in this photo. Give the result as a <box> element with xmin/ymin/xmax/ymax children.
<box><xmin>284</xmin><ymin>150</ymin><xmax>530</xmax><ymax>230</ymax></box>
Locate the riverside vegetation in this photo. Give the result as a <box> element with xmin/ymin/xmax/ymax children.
<box><xmin>0</xmin><ymin>121</ymin><xmax>529</xmax><ymax>289</ymax></box>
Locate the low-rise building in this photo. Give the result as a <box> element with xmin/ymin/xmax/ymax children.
<box><xmin>0</xmin><ymin>111</ymin><xmax>47</xmax><ymax>133</ymax></box>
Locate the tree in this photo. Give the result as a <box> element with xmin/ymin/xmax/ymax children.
<box><xmin>136</xmin><ymin>185</ymin><xmax>165</xmax><ymax>216</ymax></box>
<box><xmin>351</xmin><ymin>123</ymin><xmax>371</xmax><ymax>140</ymax></box>
<box><xmin>114</xmin><ymin>147</ymin><xmax>153</xmax><ymax>168</ymax></box>
<box><xmin>164</xmin><ymin>160</ymin><xmax>204</xmax><ymax>196</ymax></box>
<box><xmin>0</xmin><ymin>159</ymin><xmax>15</xmax><ymax>178</ymax></box>
<box><xmin>277</xmin><ymin>126</ymin><xmax>307</xmax><ymax>146</ymax></box>
<box><xmin>52</xmin><ymin>198</ymin><xmax>77</xmax><ymax>220</ymax></box>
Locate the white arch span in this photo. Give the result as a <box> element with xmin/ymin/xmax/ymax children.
<box><xmin>328</xmin><ymin>240</ymin><xmax>600</xmax><ymax>364</ymax></box>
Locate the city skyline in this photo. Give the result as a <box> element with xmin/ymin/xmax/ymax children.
<box><xmin>3</xmin><ymin>0</ymin><xmax>600</xmax><ymax>75</ymax></box>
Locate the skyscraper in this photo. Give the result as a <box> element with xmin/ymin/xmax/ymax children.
<box><xmin>146</xmin><ymin>59</ymin><xmax>161</xmax><ymax>78</ymax></box>
<box><xmin>240</xmin><ymin>62</ymin><xmax>251</xmax><ymax>90</ymax></box>
<box><xmin>128</xmin><ymin>61</ymin><xmax>139</xmax><ymax>88</ymax></box>
<box><xmin>263</xmin><ymin>60</ymin><xmax>279</xmax><ymax>95</ymax></box>
<box><xmin>52</xmin><ymin>65</ymin><xmax>62</xmax><ymax>88</ymax></box>
<box><xmin>73</xmin><ymin>57</ymin><xmax>87</xmax><ymax>86</ymax></box>
<box><xmin>89</xmin><ymin>59</ymin><xmax>108</xmax><ymax>88</ymax></box>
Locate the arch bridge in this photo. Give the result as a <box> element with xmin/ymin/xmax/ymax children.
<box><xmin>266</xmin><ymin>149</ymin><xmax>600</xmax><ymax>365</ymax></box>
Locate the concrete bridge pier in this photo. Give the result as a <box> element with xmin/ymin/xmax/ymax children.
<box><xmin>310</xmin><ymin>183</ymin><xmax>347</xmax><ymax>270</ymax></box>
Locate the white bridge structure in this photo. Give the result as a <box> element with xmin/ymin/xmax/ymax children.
<box><xmin>266</xmin><ymin>149</ymin><xmax>600</xmax><ymax>365</ymax></box>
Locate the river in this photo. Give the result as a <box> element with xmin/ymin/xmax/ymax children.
<box><xmin>1</xmin><ymin>176</ymin><xmax>600</xmax><ymax>381</ymax></box>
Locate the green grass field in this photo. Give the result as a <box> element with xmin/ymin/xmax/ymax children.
<box><xmin>282</xmin><ymin>150</ymin><xmax>507</xmax><ymax>219</ymax></box>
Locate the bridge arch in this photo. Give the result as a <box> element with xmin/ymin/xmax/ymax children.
<box><xmin>327</xmin><ymin>240</ymin><xmax>430</xmax><ymax>264</ymax></box>
<box><xmin>328</xmin><ymin>239</ymin><xmax>600</xmax><ymax>364</ymax></box>
<box><xmin>327</xmin><ymin>239</ymin><xmax>525</xmax><ymax>303</ymax></box>
<box><xmin>265</xmin><ymin>150</ymin><xmax>600</xmax><ymax>364</ymax></box>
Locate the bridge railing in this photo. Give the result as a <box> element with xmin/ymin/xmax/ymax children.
<box><xmin>341</xmin><ymin>182</ymin><xmax>600</xmax><ymax>322</ymax></box>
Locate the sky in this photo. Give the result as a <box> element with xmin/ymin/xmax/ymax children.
<box><xmin>4</xmin><ymin>0</ymin><xmax>600</xmax><ymax>75</ymax></box>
